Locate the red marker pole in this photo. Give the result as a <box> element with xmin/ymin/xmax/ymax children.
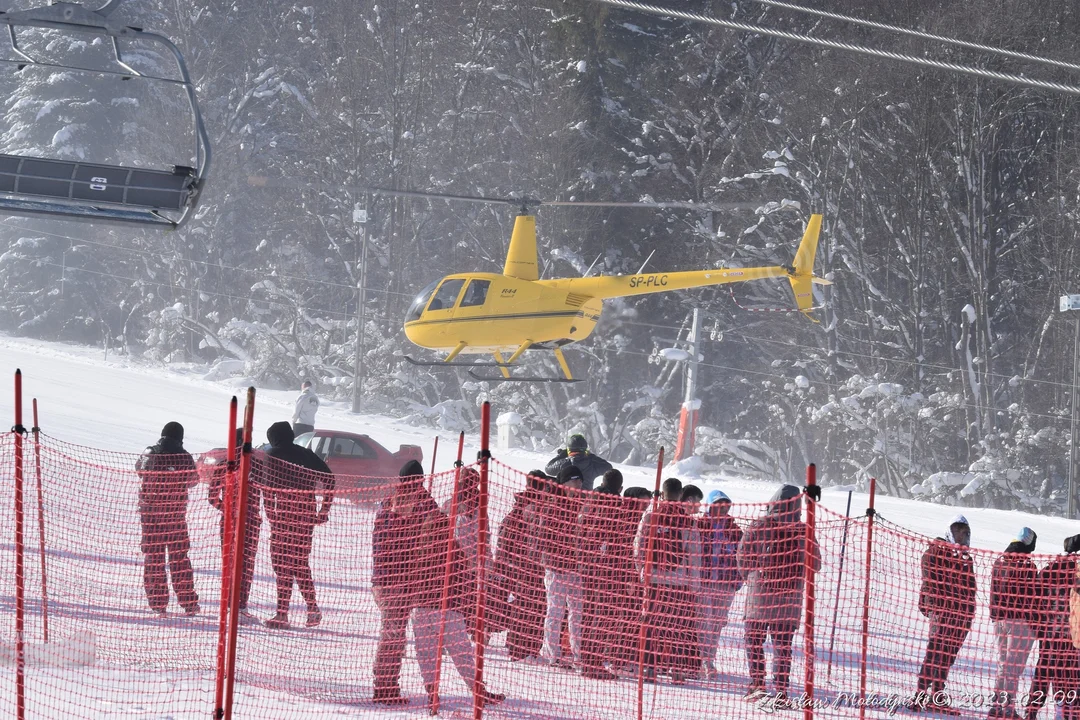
<box><xmin>803</xmin><ymin>464</ymin><xmax>818</xmax><ymax>720</ymax></box>
<box><xmin>636</xmin><ymin>447</ymin><xmax>664</xmax><ymax>720</ymax></box>
<box><xmin>31</xmin><ymin>399</ymin><xmax>48</xmax><ymax>644</ymax></box>
<box><xmin>13</xmin><ymin>370</ymin><xmax>26</xmax><ymax>720</ymax></box>
<box><xmin>223</xmin><ymin>388</ymin><xmax>256</xmax><ymax>720</ymax></box>
<box><xmin>213</xmin><ymin>397</ymin><xmax>238</xmax><ymax>718</ymax></box>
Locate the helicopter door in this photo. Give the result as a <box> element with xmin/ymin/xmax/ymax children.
<box><xmin>459</xmin><ymin>279</ymin><xmax>490</xmax><ymax>308</ymax></box>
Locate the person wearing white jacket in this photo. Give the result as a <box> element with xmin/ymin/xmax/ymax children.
<box><xmin>292</xmin><ymin>380</ymin><xmax>320</xmax><ymax>436</ymax></box>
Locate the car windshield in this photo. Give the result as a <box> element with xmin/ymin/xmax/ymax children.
<box><xmin>294</xmin><ymin>432</ymin><xmax>314</xmax><ymax>447</ymax></box>
<box><xmin>405</xmin><ymin>279</ymin><xmax>441</xmax><ymax>322</ymax></box>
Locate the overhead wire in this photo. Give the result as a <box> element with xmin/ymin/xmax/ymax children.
<box><xmin>587</xmin><ymin>0</ymin><xmax>1080</xmax><ymax>96</ymax></box>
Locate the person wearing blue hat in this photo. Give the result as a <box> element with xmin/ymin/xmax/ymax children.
<box><xmin>696</xmin><ymin>489</ymin><xmax>742</xmax><ymax>680</ymax></box>
<box><xmin>987</xmin><ymin>527</ymin><xmax>1038</xmax><ymax>719</ymax></box>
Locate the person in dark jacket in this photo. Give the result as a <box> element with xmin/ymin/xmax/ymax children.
<box><xmin>578</xmin><ymin>469</ymin><xmax>634</xmax><ymax>679</ymax></box>
<box><xmin>206</xmin><ymin>428</ymin><xmax>261</xmax><ymax>623</ymax></box>
<box><xmin>697</xmin><ymin>489</ymin><xmax>743</xmax><ymax>680</ymax></box>
<box><xmin>136</xmin><ymin>422</ymin><xmax>200</xmax><ymax>617</ymax></box>
<box><xmin>737</xmin><ymin>484</ymin><xmax>820</xmax><ymax>701</ymax></box>
<box><xmin>372</xmin><ymin>460</ymin><xmax>439</xmax><ymax>705</ymax></box>
<box><xmin>494</xmin><ymin>470</ymin><xmax>549</xmax><ymax>661</ymax></box>
<box><xmin>545</xmin><ymin>434</ymin><xmax>613</xmax><ymax>492</ymax></box>
<box><xmin>634</xmin><ymin>477</ymin><xmax>701</xmax><ymax>684</ymax></box>
<box><xmin>1025</xmin><ymin>534</ymin><xmax>1080</xmax><ymax>720</ymax></box>
<box><xmin>988</xmin><ymin>527</ymin><xmax>1038</xmax><ymax>719</ymax></box>
<box><xmin>258</xmin><ymin>421</ymin><xmax>335</xmax><ymax>630</ymax></box>
<box><xmin>911</xmin><ymin>515</ymin><xmax>976</xmax><ymax>715</ymax></box>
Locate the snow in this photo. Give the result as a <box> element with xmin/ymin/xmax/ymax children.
<box><xmin>2</xmin><ymin>335</ymin><xmax>1079</xmax><ymax>717</ymax></box>
<box><xmin>659</xmin><ymin>348</ymin><xmax>689</xmax><ymax>362</ymax></box>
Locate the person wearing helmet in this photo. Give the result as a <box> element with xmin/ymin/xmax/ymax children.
<box><xmin>1025</xmin><ymin>534</ymin><xmax>1080</xmax><ymax>720</ymax></box>
<box><xmin>545</xmin><ymin>434</ymin><xmax>613</xmax><ymax>492</ymax></box>
<box><xmin>910</xmin><ymin>515</ymin><xmax>976</xmax><ymax>715</ymax></box>
<box><xmin>988</xmin><ymin>527</ymin><xmax>1038</xmax><ymax>719</ymax></box>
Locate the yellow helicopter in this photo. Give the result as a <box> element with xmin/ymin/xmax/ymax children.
<box><xmin>402</xmin><ymin>207</ymin><xmax>829</xmax><ymax>382</ymax></box>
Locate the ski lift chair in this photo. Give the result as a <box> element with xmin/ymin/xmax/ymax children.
<box><xmin>0</xmin><ymin>0</ymin><xmax>211</xmax><ymax>229</ymax></box>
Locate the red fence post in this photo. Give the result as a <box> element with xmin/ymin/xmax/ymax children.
<box><xmin>636</xmin><ymin>446</ymin><xmax>664</xmax><ymax>720</ymax></box>
<box><xmin>472</xmin><ymin>403</ymin><xmax>491</xmax><ymax>720</ymax></box>
<box><xmin>803</xmin><ymin>463</ymin><xmax>818</xmax><ymax>720</ymax></box>
<box><xmin>223</xmin><ymin>388</ymin><xmax>256</xmax><ymax>720</ymax></box>
<box><xmin>858</xmin><ymin>478</ymin><xmax>877</xmax><ymax>720</ymax></box>
<box><xmin>13</xmin><ymin>370</ymin><xmax>25</xmax><ymax>720</ymax></box>
<box><xmin>31</xmin><ymin>398</ymin><xmax>48</xmax><ymax>644</ymax></box>
<box><xmin>431</xmin><ymin>431</ymin><xmax>465</xmax><ymax>716</ymax></box>
<box><xmin>214</xmin><ymin>397</ymin><xmax>238</xmax><ymax>718</ymax></box>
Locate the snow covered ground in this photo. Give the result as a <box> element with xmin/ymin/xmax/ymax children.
<box><xmin>0</xmin><ymin>334</ymin><xmax>1076</xmax><ymax>719</ymax></box>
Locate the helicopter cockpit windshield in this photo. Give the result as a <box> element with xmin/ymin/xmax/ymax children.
<box><xmin>406</xmin><ymin>279</ymin><xmax>442</xmax><ymax>322</ymax></box>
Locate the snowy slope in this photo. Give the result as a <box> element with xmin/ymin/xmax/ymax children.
<box><xmin>1</xmin><ymin>334</ymin><xmax>1073</xmax><ymax>554</ymax></box>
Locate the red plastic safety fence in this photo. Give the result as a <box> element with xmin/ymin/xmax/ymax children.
<box><xmin>3</xmin><ymin>422</ymin><xmax>1080</xmax><ymax>718</ymax></box>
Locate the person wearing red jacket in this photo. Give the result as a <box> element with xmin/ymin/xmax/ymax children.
<box><xmin>135</xmin><ymin>422</ymin><xmax>200</xmax><ymax>617</ymax></box>
<box><xmin>371</xmin><ymin>460</ymin><xmax>440</xmax><ymax>705</ymax></box>
<box><xmin>578</xmin><ymin>468</ymin><xmax>631</xmax><ymax>680</ymax></box>
<box><xmin>539</xmin><ymin>466</ymin><xmax>585</xmax><ymax>668</ymax></box>
<box><xmin>911</xmin><ymin>515</ymin><xmax>976</xmax><ymax>715</ymax></box>
<box><xmin>988</xmin><ymin>527</ymin><xmax>1038</xmax><ymax>719</ymax></box>
<box><xmin>258</xmin><ymin>421</ymin><xmax>335</xmax><ymax>630</ymax></box>
<box><xmin>206</xmin><ymin>428</ymin><xmax>261</xmax><ymax>623</ymax></box>
<box><xmin>494</xmin><ymin>470</ymin><xmax>548</xmax><ymax>661</ymax></box>
<box><xmin>1025</xmin><ymin>534</ymin><xmax>1080</xmax><ymax>720</ymax></box>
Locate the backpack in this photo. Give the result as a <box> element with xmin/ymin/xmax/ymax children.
<box><xmin>651</xmin><ymin>507</ymin><xmax>688</xmax><ymax>571</ymax></box>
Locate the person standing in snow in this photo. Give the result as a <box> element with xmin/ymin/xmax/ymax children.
<box><xmin>494</xmin><ymin>470</ymin><xmax>549</xmax><ymax>661</ymax></box>
<box><xmin>634</xmin><ymin>477</ymin><xmax>701</xmax><ymax>685</ymax></box>
<box><xmin>258</xmin><ymin>421</ymin><xmax>335</xmax><ymax>630</ymax></box>
<box><xmin>1025</xmin><ymin>534</ymin><xmax>1080</xmax><ymax>720</ymax></box>
<box><xmin>697</xmin><ymin>489</ymin><xmax>743</xmax><ymax>680</ymax></box>
<box><xmin>206</xmin><ymin>428</ymin><xmax>262</xmax><ymax>622</ymax></box>
<box><xmin>135</xmin><ymin>421</ymin><xmax>200</xmax><ymax>616</ymax></box>
<box><xmin>737</xmin><ymin>484</ymin><xmax>819</xmax><ymax>702</ymax></box>
<box><xmin>988</xmin><ymin>527</ymin><xmax>1039</xmax><ymax>719</ymax></box>
<box><xmin>539</xmin><ymin>465</ymin><xmax>585</xmax><ymax>668</ymax></box>
<box><xmin>911</xmin><ymin>515</ymin><xmax>976</xmax><ymax>715</ymax></box>
<box><xmin>291</xmin><ymin>379</ymin><xmax>319</xmax><ymax>436</ymax></box>
<box><xmin>405</xmin><ymin>469</ymin><xmax>505</xmax><ymax>711</ymax></box>
<box><xmin>371</xmin><ymin>460</ymin><xmax>439</xmax><ymax>705</ymax></box>
<box><xmin>545</xmin><ymin>434</ymin><xmax>613</xmax><ymax>492</ymax></box>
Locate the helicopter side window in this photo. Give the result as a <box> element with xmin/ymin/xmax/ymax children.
<box><xmin>459</xmin><ymin>280</ymin><xmax>490</xmax><ymax>308</ymax></box>
<box><xmin>428</xmin><ymin>279</ymin><xmax>465</xmax><ymax>312</ymax></box>
<box><xmin>405</xmin><ymin>279</ymin><xmax>442</xmax><ymax>322</ymax></box>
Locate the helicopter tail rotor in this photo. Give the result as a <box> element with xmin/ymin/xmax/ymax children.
<box><xmin>785</xmin><ymin>213</ymin><xmax>830</xmax><ymax>318</ymax></box>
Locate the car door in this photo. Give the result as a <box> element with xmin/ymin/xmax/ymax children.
<box><xmin>324</xmin><ymin>435</ymin><xmax>379</xmax><ymax>477</ymax></box>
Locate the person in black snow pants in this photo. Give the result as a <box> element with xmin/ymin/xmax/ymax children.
<box><xmin>258</xmin><ymin>421</ymin><xmax>335</xmax><ymax>629</ymax></box>
<box><xmin>135</xmin><ymin>421</ymin><xmax>199</xmax><ymax>617</ymax></box>
<box><xmin>737</xmin><ymin>484</ymin><xmax>820</xmax><ymax>703</ymax></box>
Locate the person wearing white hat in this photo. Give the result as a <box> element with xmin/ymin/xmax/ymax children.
<box><xmin>987</xmin><ymin>527</ymin><xmax>1038</xmax><ymax>719</ymax></box>
<box><xmin>911</xmin><ymin>515</ymin><xmax>975</xmax><ymax>715</ymax></box>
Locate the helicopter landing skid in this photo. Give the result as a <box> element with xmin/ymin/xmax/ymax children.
<box><xmin>400</xmin><ymin>355</ymin><xmax>514</xmax><ymax>369</ymax></box>
<box><xmin>467</xmin><ymin>370</ymin><xmax>582</xmax><ymax>384</ymax></box>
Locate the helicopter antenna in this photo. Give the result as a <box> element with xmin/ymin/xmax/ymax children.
<box><xmin>636</xmin><ymin>249</ymin><xmax>657</xmax><ymax>275</ymax></box>
<box><xmin>583</xmin><ymin>254</ymin><xmax>603</xmax><ymax>278</ymax></box>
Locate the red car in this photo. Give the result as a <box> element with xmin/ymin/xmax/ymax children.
<box><xmin>197</xmin><ymin>430</ymin><xmax>423</xmax><ymax>502</ymax></box>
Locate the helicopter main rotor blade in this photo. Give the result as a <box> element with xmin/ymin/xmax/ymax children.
<box><xmin>541</xmin><ymin>200</ymin><xmax>764</xmax><ymax>211</ymax></box>
<box><xmin>247</xmin><ymin>175</ymin><xmax>522</xmax><ymax>206</ymax></box>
